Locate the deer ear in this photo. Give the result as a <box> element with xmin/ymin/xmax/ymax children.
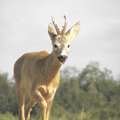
<box><xmin>65</xmin><ymin>22</ymin><xmax>80</xmax><ymax>42</ymax></box>
<box><xmin>48</xmin><ymin>23</ymin><xmax>57</xmax><ymax>40</ymax></box>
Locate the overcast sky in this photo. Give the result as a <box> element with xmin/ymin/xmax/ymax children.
<box><xmin>0</xmin><ymin>0</ymin><xmax>120</xmax><ymax>78</ymax></box>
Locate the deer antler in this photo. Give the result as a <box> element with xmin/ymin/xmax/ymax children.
<box><xmin>51</xmin><ymin>15</ymin><xmax>67</xmax><ymax>35</ymax></box>
<box><xmin>61</xmin><ymin>14</ymin><xmax>67</xmax><ymax>35</ymax></box>
<box><xmin>52</xmin><ymin>16</ymin><xmax>61</xmax><ymax>34</ymax></box>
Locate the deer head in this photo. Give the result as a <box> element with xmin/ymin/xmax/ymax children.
<box><xmin>48</xmin><ymin>15</ymin><xmax>80</xmax><ymax>64</ymax></box>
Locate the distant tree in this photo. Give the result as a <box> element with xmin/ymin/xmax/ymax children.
<box><xmin>54</xmin><ymin>62</ymin><xmax>120</xmax><ymax>119</ymax></box>
<box><xmin>61</xmin><ymin>66</ymin><xmax>79</xmax><ymax>80</ymax></box>
<box><xmin>0</xmin><ymin>62</ymin><xmax>120</xmax><ymax>120</ymax></box>
<box><xmin>0</xmin><ymin>72</ymin><xmax>17</xmax><ymax>114</ymax></box>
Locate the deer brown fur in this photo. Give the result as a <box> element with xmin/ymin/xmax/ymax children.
<box><xmin>14</xmin><ymin>16</ymin><xmax>80</xmax><ymax>120</ymax></box>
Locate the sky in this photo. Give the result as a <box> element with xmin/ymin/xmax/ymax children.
<box><xmin>0</xmin><ymin>0</ymin><xmax>120</xmax><ymax>79</ymax></box>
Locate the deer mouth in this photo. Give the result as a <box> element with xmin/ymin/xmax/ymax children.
<box><xmin>58</xmin><ymin>55</ymin><xmax>67</xmax><ymax>64</ymax></box>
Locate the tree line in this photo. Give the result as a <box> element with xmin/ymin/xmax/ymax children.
<box><xmin>0</xmin><ymin>62</ymin><xmax>120</xmax><ymax>120</ymax></box>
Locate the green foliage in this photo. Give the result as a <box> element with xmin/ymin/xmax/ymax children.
<box><xmin>0</xmin><ymin>112</ymin><xmax>17</xmax><ymax>120</ymax></box>
<box><xmin>54</xmin><ymin>62</ymin><xmax>120</xmax><ymax>120</ymax></box>
<box><xmin>0</xmin><ymin>61</ymin><xmax>120</xmax><ymax>120</ymax></box>
<box><xmin>0</xmin><ymin>73</ymin><xmax>17</xmax><ymax>114</ymax></box>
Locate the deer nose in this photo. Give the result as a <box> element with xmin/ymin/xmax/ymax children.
<box><xmin>59</xmin><ymin>55</ymin><xmax>68</xmax><ymax>59</ymax></box>
<box><xmin>58</xmin><ymin>55</ymin><xmax>68</xmax><ymax>63</ymax></box>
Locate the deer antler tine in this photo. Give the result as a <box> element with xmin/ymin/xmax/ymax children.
<box><xmin>51</xmin><ymin>16</ymin><xmax>55</xmax><ymax>24</ymax></box>
<box><xmin>51</xmin><ymin>16</ymin><xmax>60</xmax><ymax>34</ymax></box>
<box><xmin>61</xmin><ymin>14</ymin><xmax>67</xmax><ymax>35</ymax></box>
<box><xmin>64</xmin><ymin>13</ymin><xmax>67</xmax><ymax>20</ymax></box>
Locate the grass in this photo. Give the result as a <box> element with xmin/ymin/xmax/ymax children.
<box><xmin>0</xmin><ymin>112</ymin><xmax>17</xmax><ymax>120</ymax></box>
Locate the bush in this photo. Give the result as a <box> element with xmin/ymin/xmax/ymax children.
<box><xmin>0</xmin><ymin>112</ymin><xmax>17</xmax><ymax>120</ymax></box>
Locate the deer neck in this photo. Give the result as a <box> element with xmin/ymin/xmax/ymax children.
<box><xmin>38</xmin><ymin>51</ymin><xmax>61</xmax><ymax>84</ymax></box>
<box><xmin>46</xmin><ymin>52</ymin><xmax>61</xmax><ymax>86</ymax></box>
<box><xmin>46</xmin><ymin>51</ymin><xmax>61</xmax><ymax>71</ymax></box>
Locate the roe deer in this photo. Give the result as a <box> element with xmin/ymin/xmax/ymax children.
<box><xmin>14</xmin><ymin>15</ymin><xmax>80</xmax><ymax>120</ymax></box>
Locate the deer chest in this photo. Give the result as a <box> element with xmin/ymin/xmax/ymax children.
<box><xmin>38</xmin><ymin>85</ymin><xmax>56</xmax><ymax>101</ymax></box>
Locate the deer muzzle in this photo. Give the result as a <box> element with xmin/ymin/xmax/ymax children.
<box><xmin>58</xmin><ymin>55</ymin><xmax>68</xmax><ymax>64</ymax></box>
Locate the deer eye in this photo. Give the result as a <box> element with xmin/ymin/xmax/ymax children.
<box><xmin>67</xmin><ymin>45</ymin><xmax>70</xmax><ymax>48</ymax></box>
<box><xmin>53</xmin><ymin>44</ymin><xmax>58</xmax><ymax>49</ymax></box>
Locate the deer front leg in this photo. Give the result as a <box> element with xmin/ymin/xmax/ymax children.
<box><xmin>25</xmin><ymin>98</ymin><xmax>36</xmax><ymax>120</ymax></box>
<box><xmin>46</xmin><ymin>100</ymin><xmax>53</xmax><ymax>120</ymax></box>
<box><xmin>35</xmin><ymin>90</ymin><xmax>47</xmax><ymax>120</ymax></box>
<box><xmin>46</xmin><ymin>92</ymin><xmax>56</xmax><ymax>120</ymax></box>
<box><xmin>16</xmin><ymin>86</ymin><xmax>25</xmax><ymax>120</ymax></box>
<box><xmin>18</xmin><ymin>95</ymin><xmax>25</xmax><ymax>120</ymax></box>
<box><xmin>46</xmin><ymin>87</ymin><xmax>57</xmax><ymax>120</ymax></box>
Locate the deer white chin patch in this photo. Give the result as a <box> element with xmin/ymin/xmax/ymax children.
<box><xmin>58</xmin><ymin>59</ymin><xmax>66</xmax><ymax>64</ymax></box>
